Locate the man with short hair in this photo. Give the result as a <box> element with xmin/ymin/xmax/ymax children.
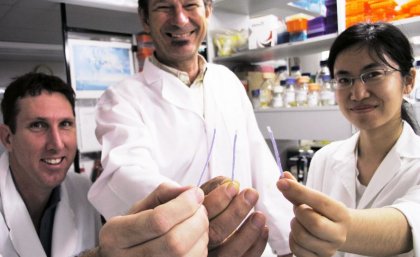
<box><xmin>0</xmin><ymin>72</ymin><xmax>210</xmax><ymax>257</ymax></box>
<box><xmin>89</xmin><ymin>0</ymin><xmax>293</xmax><ymax>256</ymax></box>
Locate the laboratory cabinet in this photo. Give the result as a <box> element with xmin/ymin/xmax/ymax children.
<box><xmin>256</xmin><ymin>106</ymin><xmax>353</xmax><ymax>141</ymax></box>
<box><xmin>209</xmin><ymin>1</ymin><xmax>420</xmax><ymax>64</ymax></box>
<box><xmin>207</xmin><ymin>0</ymin><xmax>420</xmax><ymax>141</ymax></box>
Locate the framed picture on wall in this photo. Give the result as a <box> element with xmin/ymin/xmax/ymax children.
<box><xmin>67</xmin><ymin>33</ymin><xmax>135</xmax><ymax>99</ymax></box>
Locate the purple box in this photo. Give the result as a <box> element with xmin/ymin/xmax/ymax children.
<box><xmin>308</xmin><ymin>16</ymin><xmax>326</xmax><ymax>35</ymax></box>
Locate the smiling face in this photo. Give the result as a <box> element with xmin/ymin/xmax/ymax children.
<box><xmin>1</xmin><ymin>91</ymin><xmax>77</xmax><ymax>193</ymax></box>
<box><xmin>334</xmin><ymin>45</ymin><xmax>412</xmax><ymax>132</ymax></box>
<box><xmin>141</xmin><ymin>0</ymin><xmax>211</xmax><ymax>69</ymax></box>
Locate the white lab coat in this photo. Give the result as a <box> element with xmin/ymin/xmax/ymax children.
<box><xmin>307</xmin><ymin>121</ymin><xmax>420</xmax><ymax>257</ymax></box>
<box><xmin>89</xmin><ymin>58</ymin><xmax>293</xmax><ymax>254</ymax></box>
<box><xmin>0</xmin><ymin>153</ymin><xmax>101</xmax><ymax>257</ymax></box>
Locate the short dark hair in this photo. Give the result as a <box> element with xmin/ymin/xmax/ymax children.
<box><xmin>327</xmin><ymin>22</ymin><xmax>419</xmax><ymax>134</ymax></box>
<box><xmin>138</xmin><ymin>0</ymin><xmax>213</xmax><ymax>20</ymax></box>
<box><xmin>2</xmin><ymin>72</ymin><xmax>76</xmax><ymax>133</ymax></box>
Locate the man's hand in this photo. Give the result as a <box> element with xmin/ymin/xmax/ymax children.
<box><xmin>201</xmin><ymin>176</ymin><xmax>269</xmax><ymax>257</ymax></box>
<box><xmin>277</xmin><ymin>172</ymin><xmax>350</xmax><ymax>257</ymax></box>
<box><xmin>95</xmin><ymin>183</ymin><xmax>209</xmax><ymax>257</ymax></box>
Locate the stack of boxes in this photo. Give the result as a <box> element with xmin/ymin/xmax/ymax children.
<box><xmin>286</xmin><ymin>14</ymin><xmax>309</xmax><ymax>42</ymax></box>
<box><xmin>307</xmin><ymin>0</ymin><xmax>338</xmax><ymax>38</ymax></box>
<box><xmin>398</xmin><ymin>0</ymin><xmax>420</xmax><ymax>19</ymax></box>
<box><xmin>346</xmin><ymin>0</ymin><xmax>420</xmax><ymax>28</ymax></box>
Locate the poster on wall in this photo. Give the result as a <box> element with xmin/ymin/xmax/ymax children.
<box><xmin>68</xmin><ymin>38</ymin><xmax>135</xmax><ymax>98</ymax></box>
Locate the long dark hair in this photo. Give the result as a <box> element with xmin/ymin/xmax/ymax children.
<box><xmin>327</xmin><ymin>22</ymin><xmax>420</xmax><ymax>135</ymax></box>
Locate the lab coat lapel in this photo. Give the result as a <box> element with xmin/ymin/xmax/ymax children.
<box><xmin>51</xmin><ymin>183</ymin><xmax>77</xmax><ymax>257</ymax></box>
<box><xmin>143</xmin><ymin>58</ymin><xmax>198</xmax><ymax>115</ymax></box>
<box><xmin>331</xmin><ymin>134</ymin><xmax>359</xmax><ymax>208</ymax></box>
<box><xmin>203</xmin><ymin>66</ymin><xmax>237</xmax><ymax>140</ymax></box>
<box><xmin>357</xmin><ymin>122</ymin><xmax>418</xmax><ymax>209</ymax></box>
<box><xmin>202</xmin><ymin>67</ymin><xmax>222</xmax><ymax>179</ymax></box>
<box><xmin>357</xmin><ymin>150</ymin><xmax>400</xmax><ymax>209</ymax></box>
<box><xmin>0</xmin><ymin>154</ymin><xmax>47</xmax><ymax>257</ymax></box>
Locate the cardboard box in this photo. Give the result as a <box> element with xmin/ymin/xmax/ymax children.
<box><xmin>248</xmin><ymin>15</ymin><xmax>279</xmax><ymax>49</ymax></box>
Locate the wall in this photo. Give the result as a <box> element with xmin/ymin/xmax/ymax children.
<box><xmin>0</xmin><ymin>60</ymin><xmax>66</xmax><ymax>88</ymax></box>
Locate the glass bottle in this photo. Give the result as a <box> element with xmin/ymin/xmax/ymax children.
<box><xmin>320</xmin><ymin>75</ymin><xmax>335</xmax><ymax>106</ymax></box>
<box><xmin>271</xmin><ymin>81</ymin><xmax>284</xmax><ymax>108</ymax></box>
<box><xmin>315</xmin><ymin>60</ymin><xmax>330</xmax><ymax>85</ymax></box>
<box><xmin>296</xmin><ymin>76</ymin><xmax>310</xmax><ymax>107</ymax></box>
<box><xmin>284</xmin><ymin>77</ymin><xmax>297</xmax><ymax>108</ymax></box>
<box><xmin>274</xmin><ymin>65</ymin><xmax>288</xmax><ymax>85</ymax></box>
<box><xmin>307</xmin><ymin>83</ymin><xmax>321</xmax><ymax>107</ymax></box>
<box><xmin>259</xmin><ymin>72</ymin><xmax>275</xmax><ymax>108</ymax></box>
<box><xmin>290</xmin><ymin>65</ymin><xmax>302</xmax><ymax>79</ymax></box>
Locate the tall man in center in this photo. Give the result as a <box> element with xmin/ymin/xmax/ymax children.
<box><xmin>88</xmin><ymin>0</ymin><xmax>293</xmax><ymax>255</ymax></box>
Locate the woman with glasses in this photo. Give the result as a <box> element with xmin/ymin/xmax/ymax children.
<box><xmin>277</xmin><ymin>22</ymin><xmax>420</xmax><ymax>257</ymax></box>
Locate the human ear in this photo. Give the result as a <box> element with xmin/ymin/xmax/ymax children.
<box><xmin>205</xmin><ymin>2</ymin><xmax>213</xmax><ymax>18</ymax></box>
<box><xmin>0</xmin><ymin>124</ymin><xmax>13</xmax><ymax>152</ymax></box>
<box><xmin>403</xmin><ymin>68</ymin><xmax>416</xmax><ymax>95</ymax></box>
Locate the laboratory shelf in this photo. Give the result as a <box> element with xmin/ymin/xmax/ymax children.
<box><xmin>213</xmin><ymin>33</ymin><xmax>337</xmax><ymax>64</ymax></box>
<box><xmin>214</xmin><ymin>0</ymin><xmax>326</xmax><ymax>17</ymax></box>
<box><xmin>255</xmin><ymin>106</ymin><xmax>353</xmax><ymax>141</ymax></box>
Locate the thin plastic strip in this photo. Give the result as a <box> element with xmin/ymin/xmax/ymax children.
<box><xmin>197</xmin><ymin>128</ymin><xmax>216</xmax><ymax>186</ymax></box>
<box><xmin>231</xmin><ymin>131</ymin><xmax>238</xmax><ymax>181</ymax></box>
<box><xmin>267</xmin><ymin>126</ymin><xmax>284</xmax><ymax>177</ymax></box>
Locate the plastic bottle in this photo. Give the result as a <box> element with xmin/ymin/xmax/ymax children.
<box><xmin>271</xmin><ymin>81</ymin><xmax>284</xmax><ymax>108</ymax></box>
<box><xmin>315</xmin><ymin>60</ymin><xmax>330</xmax><ymax>85</ymax></box>
<box><xmin>284</xmin><ymin>77</ymin><xmax>297</xmax><ymax>108</ymax></box>
<box><xmin>259</xmin><ymin>72</ymin><xmax>275</xmax><ymax>108</ymax></box>
<box><xmin>320</xmin><ymin>75</ymin><xmax>335</xmax><ymax>106</ymax></box>
<box><xmin>307</xmin><ymin>83</ymin><xmax>321</xmax><ymax>107</ymax></box>
<box><xmin>296</xmin><ymin>76</ymin><xmax>310</xmax><ymax>107</ymax></box>
<box><xmin>290</xmin><ymin>65</ymin><xmax>302</xmax><ymax>79</ymax></box>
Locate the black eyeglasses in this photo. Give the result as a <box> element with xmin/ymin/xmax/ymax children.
<box><xmin>332</xmin><ymin>68</ymin><xmax>400</xmax><ymax>90</ymax></box>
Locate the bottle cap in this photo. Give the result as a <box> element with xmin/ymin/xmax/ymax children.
<box><xmin>291</xmin><ymin>65</ymin><xmax>300</xmax><ymax>71</ymax></box>
<box><xmin>251</xmin><ymin>89</ymin><xmax>260</xmax><ymax>97</ymax></box>
<box><xmin>286</xmin><ymin>77</ymin><xmax>296</xmax><ymax>84</ymax></box>
<box><xmin>308</xmin><ymin>83</ymin><xmax>320</xmax><ymax>91</ymax></box>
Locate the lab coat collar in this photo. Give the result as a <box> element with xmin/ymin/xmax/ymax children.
<box><xmin>395</xmin><ymin>120</ymin><xmax>420</xmax><ymax>158</ymax></box>
<box><xmin>331</xmin><ymin>121</ymin><xmax>420</xmax><ymax>209</ymax></box>
<box><xmin>51</xmin><ymin>178</ymin><xmax>78</xmax><ymax>257</ymax></box>
<box><xmin>356</xmin><ymin>122</ymin><xmax>418</xmax><ymax>208</ymax></box>
<box><xmin>330</xmin><ymin>133</ymin><xmax>359</xmax><ymax>208</ymax></box>
<box><xmin>0</xmin><ymin>153</ymin><xmax>47</xmax><ymax>257</ymax></box>
<box><xmin>0</xmin><ymin>152</ymin><xmax>79</xmax><ymax>257</ymax></box>
<box><xmin>142</xmin><ymin>58</ymin><xmax>201</xmax><ymax>117</ymax></box>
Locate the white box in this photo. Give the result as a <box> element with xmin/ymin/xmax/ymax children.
<box><xmin>248</xmin><ymin>15</ymin><xmax>279</xmax><ymax>50</ymax></box>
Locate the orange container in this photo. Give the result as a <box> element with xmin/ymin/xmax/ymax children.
<box><xmin>410</xmin><ymin>5</ymin><xmax>420</xmax><ymax>15</ymax></box>
<box><xmin>346</xmin><ymin>1</ymin><xmax>366</xmax><ymax>16</ymax></box>
<box><xmin>286</xmin><ymin>18</ymin><xmax>308</xmax><ymax>33</ymax></box>
<box><xmin>401</xmin><ymin>0</ymin><xmax>420</xmax><ymax>10</ymax></box>
<box><xmin>346</xmin><ymin>14</ymin><xmax>368</xmax><ymax>27</ymax></box>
